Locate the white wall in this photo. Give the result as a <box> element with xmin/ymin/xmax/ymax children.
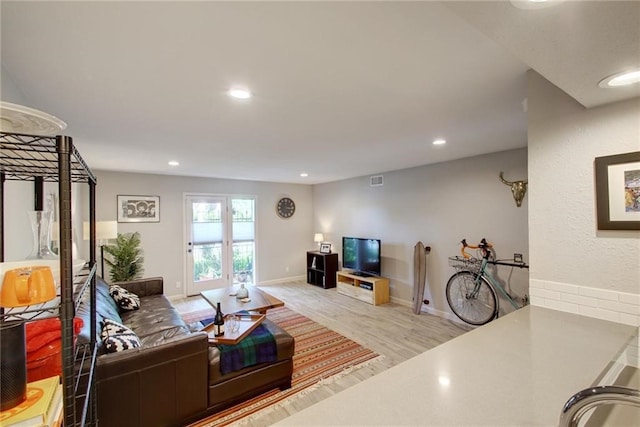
<box><xmin>528</xmin><ymin>71</ymin><xmax>640</xmax><ymax>326</ymax></box>
<box><xmin>1</xmin><ymin>64</ymin><xmax>27</xmax><ymax>104</ymax></box>
<box><xmin>313</xmin><ymin>148</ymin><xmax>529</xmax><ymax>318</ymax></box>
<box><xmin>94</xmin><ymin>171</ymin><xmax>313</xmax><ymax>297</ymax></box>
<box><xmin>3</xmin><ymin>181</ymin><xmax>88</xmax><ymax>261</ymax></box>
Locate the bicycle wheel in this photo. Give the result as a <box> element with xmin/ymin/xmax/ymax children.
<box><xmin>446</xmin><ymin>271</ymin><xmax>497</xmax><ymax>326</ymax></box>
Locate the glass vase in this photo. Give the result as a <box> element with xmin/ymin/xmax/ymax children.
<box><xmin>25</xmin><ymin>210</ymin><xmax>57</xmax><ymax>260</ymax></box>
<box><xmin>236</xmin><ymin>283</ymin><xmax>249</xmax><ymax>299</ymax></box>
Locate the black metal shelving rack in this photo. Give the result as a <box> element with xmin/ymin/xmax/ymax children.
<box><xmin>0</xmin><ymin>132</ymin><xmax>98</xmax><ymax>426</ymax></box>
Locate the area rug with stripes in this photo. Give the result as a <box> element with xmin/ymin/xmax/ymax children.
<box><xmin>182</xmin><ymin>305</ymin><xmax>383</xmax><ymax>426</ymax></box>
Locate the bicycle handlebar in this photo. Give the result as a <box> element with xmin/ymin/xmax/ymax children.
<box><xmin>460</xmin><ymin>238</ymin><xmax>493</xmax><ymax>259</ymax></box>
<box><xmin>487</xmin><ymin>260</ymin><xmax>529</xmax><ymax>269</ymax></box>
<box><xmin>460</xmin><ymin>238</ymin><xmax>530</xmax><ymax>267</ymax></box>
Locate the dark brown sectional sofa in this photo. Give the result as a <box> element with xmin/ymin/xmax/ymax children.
<box><xmin>76</xmin><ymin>277</ymin><xmax>294</xmax><ymax>427</ymax></box>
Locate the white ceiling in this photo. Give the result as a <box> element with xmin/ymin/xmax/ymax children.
<box><xmin>1</xmin><ymin>1</ymin><xmax>638</xmax><ymax>184</ymax></box>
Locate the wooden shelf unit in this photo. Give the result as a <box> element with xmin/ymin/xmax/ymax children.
<box><xmin>336</xmin><ymin>271</ymin><xmax>390</xmax><ymax>305</ymax></box>
<box><xmin>306</xmin><ymin>251</ymin><xmax>338</xmax><ymax>289</ymax></box>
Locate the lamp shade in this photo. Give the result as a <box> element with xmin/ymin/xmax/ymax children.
<box><xmin>314</xmin><ymin>233</ymin><xmax>324</xmax><ymax>243</ymax></box>
<box><xmin>83</xmin><ymin>221</ymin><xmax>118</xmax><ymax>241</ymax></box>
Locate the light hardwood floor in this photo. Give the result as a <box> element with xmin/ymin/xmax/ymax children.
<box><xmin>173</xmin><ymin>279</ymin><xmax>472</xmax><ymax>426</ymax></box>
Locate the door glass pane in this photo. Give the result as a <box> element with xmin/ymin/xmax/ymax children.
<box><xmin>232</xmin><ymin>199</ymin><xmax>255</xmax><ymax>284</ymax></box>
<box><xmin>193</xmin><ymin>243</ymin><xmax>222</xmax><ymax>281</ymax></box>
<box><xmin>192</xmin><ymin>202</ymin><xmax>222</xmax><ymax>282</ymax></box>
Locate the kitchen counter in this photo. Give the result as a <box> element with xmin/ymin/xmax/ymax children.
<box><xmin>275</xmin><ymin>305</ymin><xmax>637</xmax><ymax>426</ymax></box>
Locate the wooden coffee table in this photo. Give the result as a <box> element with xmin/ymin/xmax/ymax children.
<box><xmin>200</xmin><ymin>285</ymin><xmax>284</xmax><ymax>315</ymax></box>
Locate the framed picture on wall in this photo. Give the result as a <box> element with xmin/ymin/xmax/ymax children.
<box><xmin>117</xmin><ymin>195</ymin><xmax>160</xmax><ymax>223</ymax></box>
<box><xmin>595</xmin><ymin>151</ymin><xmax>640</xmax><ymax>230</ymax></box>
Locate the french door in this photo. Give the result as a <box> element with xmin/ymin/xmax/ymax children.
<box><xmin>185</xmin><ymin>195</ymin><xmax>228</xmax><ymax>295</ymax></box>
<box><xmin>185</xmin><ymin>195</ymin><xmax>256</xmax><ymax>296</ymax></box>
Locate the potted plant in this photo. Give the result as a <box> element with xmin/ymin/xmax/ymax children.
<box><xmin>103</xmin><ymin>232</ymin><xmax>144</xmax><ymax>282</ymax></box>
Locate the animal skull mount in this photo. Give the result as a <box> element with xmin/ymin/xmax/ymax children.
<box><xmin>499</xmin><ymin>172</ymin><xmax>528</xmax><ymax>207</ymax></box>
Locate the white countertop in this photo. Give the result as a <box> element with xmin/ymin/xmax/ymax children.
<box><xmin>275</xmin><ymin>306</ymin><xmax>637</xmax><ymax>426</ymax></box>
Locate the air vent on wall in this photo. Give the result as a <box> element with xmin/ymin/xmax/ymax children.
<box><xmin>370</xmin><ymin>175</ymin><xmax>384</xmax><ymax>187</ymax></box>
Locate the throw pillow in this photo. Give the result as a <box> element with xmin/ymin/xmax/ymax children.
<box><xmin>101</xmin><ymin>318</ymin><xmax>141</xmax><ymax>353</ymax></box>
<box><xmin>109</xmin><ymin>284</ymin><xmax>141</xmax><ymax>311</ymax></box>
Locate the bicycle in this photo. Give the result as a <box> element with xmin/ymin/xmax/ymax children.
<box><xmin>445</xmin><ymin>238</ymin><xmax>529</xmax><ymax>325</ymax></box>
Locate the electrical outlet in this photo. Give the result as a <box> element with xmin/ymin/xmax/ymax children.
<box><xmin>285</xmin><ymin>266</ymin><xmax>289</xmax><ymax>273</ymax></box>
<box><xmin>175</xmin><ymin>281</ymin><xmax>181</xmax><ymax>289</ymax></box>
<box><xmin>514</xmin><ymin>253</ymin><xmax>523</xmax><ymax>263</ymax></box>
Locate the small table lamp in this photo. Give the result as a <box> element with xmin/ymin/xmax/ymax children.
<box><xmin>83</xmin><ymin>221</ymin><xmax>118</xmax><ymax>278</ymax></box>
<box><xmin>314</xmin><ymin>233</ymin><xmax>324</xmax><ymax>250</ymax></box>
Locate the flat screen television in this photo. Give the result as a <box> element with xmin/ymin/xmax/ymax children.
<box><xmin>342</xmin><ymin>236</ymin><xmax>381</xmax><ymax>277</ymax></box>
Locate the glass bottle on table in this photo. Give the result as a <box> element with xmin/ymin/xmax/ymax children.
<box><xmin>236</xmin><ymin>283</ymin><xmax>249</xmax><ymax>299</ymax></box>
<box><xmin>213</xmin><ymin>302</ymin><xmax>225</xmax><ymax>336</ymax></box>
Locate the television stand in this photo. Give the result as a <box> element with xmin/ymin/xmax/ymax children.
<box><xmin>351</xmin><ymin>271</ymin><xmax>372</xmax><ymax>277</ymax></box>
<box><xmin>336</xmin><ymin>271</ymin><xmax>389</xmax><ymax>306</ymax></box>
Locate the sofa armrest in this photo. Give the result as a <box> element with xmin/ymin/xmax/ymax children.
<box><xmin>96</xmin><ymin>331</ymin><xmax>208</xmax><ymax>427</ymax></box>
<box><xmin>112</xmin><ymin>276</ymin><xmax>164</xmax><ymax>297</ymax></box>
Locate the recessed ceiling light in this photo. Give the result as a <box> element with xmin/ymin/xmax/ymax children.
<box><xmin>433</xmin><ymin>139</ymin><xmax>446</xmax><ymax>145</ymax></box>
<box><xmin>228</xmin><ymin>88</ymin><xmax>252</xmax><ymax>99</ymax></box>
<box><xmin>510</xmin><ymin>0</ymin><xmax>564</xmax><ymax>10</ymax></box>
<box><xmin>168</xmin><ymin>160</ymin><xmax>179</xmax><ymax>166</ymax></box>
<box><xmin>300</xmin><ymin>172</ymin><xmax>308</xmax><ymax>177</ymax></box>
<box><xmin>598</xmin><ymin>69</ymin><xmax>640</xmax><ymax>88</ymax></box>
<box><xmin>438</xmin><ymin>375</ymin><xmax>451</xmax><ymax>387</ymax></box>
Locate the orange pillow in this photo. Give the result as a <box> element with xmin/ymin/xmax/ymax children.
<box><xmin>25</xmin><ymin>317</ymin><xmax>84</xmax><ymax>353</ymax></box>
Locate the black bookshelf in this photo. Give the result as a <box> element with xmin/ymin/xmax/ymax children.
<box><xmin>306</xmin><ymin>251</ymin><xmax>338</xmax><ymax>289</ymax></box>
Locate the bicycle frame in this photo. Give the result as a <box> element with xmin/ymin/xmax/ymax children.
<box><xmin>446</xmin><ymin>238</ymin><xmax>529</xmax><ymax>325</ymax></box>
<box><xmin>475</xmin><ymin>257</ymin><xmax>520</xmax><ymax>310</ymax></box>
<box><xmin>461</xmin><ymin>238</ymin><xmax>524</xmax><ymax>311</ymax></box>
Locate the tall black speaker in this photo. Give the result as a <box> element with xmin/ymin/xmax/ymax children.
<box><xmin>0</xmin><ymin>321</ymin><xmax>27</xmax><ymax>410</ymax></box>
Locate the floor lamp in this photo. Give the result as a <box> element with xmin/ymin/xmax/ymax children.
<box><xmin>83</xmin><ymin>221</ymin><xmax>118</xmax><ymax>278</ymax></box>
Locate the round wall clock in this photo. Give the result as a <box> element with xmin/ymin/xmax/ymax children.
<box><xmin>276</xmin><ymin>197</ymin><xmax>296</xmax><ymax>219</ymax></box>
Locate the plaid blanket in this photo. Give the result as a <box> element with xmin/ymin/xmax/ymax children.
<box><xmin>218</xmin><ymin>323</ymin><xmax>277</xmax><ymax>375</ymax></box>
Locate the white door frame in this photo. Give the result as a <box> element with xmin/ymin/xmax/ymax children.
<box><xmin>184</xmin><ymin>194</ymin><xmax>229</xmax><ymax>295</ymax></box>
<box><xmin>182</xmin><ymin>193</ymin><xmax>257</xmax><ymax>296</ymax></box>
